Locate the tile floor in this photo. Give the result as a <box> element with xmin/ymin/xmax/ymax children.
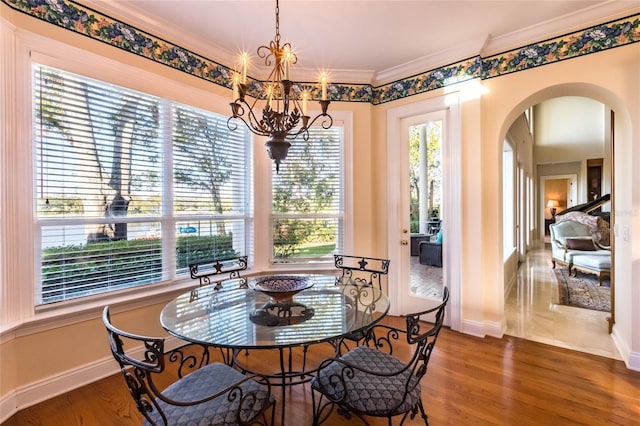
<box><xmin>504</xmin><ymin>244</ymin><xmax>620</xmax><ymax>360</ymax></box>
<box><xmin>411</xmin><ymin>244</ymin><xmax>620</xmax><ymax>360</ymax></box>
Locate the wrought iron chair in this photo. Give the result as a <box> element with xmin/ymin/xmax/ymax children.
<box><xmin>189</xmin><ymin>255</ymin><xmax>248</xmax><ymax>290</ymax></box>
<box><xmin>334</xmin><ymin>254</ymin><xmax>390</xmax><ymax>289</ymax></box>
<box><xmin>311</xmin><ymin>287</ymin><xmax>449</xmax><ymax>426</ymax></box>
<box><xmin>103</xmin><ymin>306</ymin><xmax>276</xmax><ymax>426</ymax></box>
<box><xmin>333</xmin><ymin>254</ymin><xmax>390</xmax><ymax>347</ymax></box>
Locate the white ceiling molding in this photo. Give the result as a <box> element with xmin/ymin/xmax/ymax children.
<box><xmin>68</xmin><ymin>1</ymin><xmax>640</xmax><ymax>87</ymax></box>
<box><xmin>482</xmin><ymin>2</ymin><xmax>640</xmax><ymax>57</ymax></box>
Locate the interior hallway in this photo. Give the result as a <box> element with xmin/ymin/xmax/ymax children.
<box><xmin>411</xmin><ymin>243</ymin><xmax>619</xmax><ymax>360</ymax></box>
<box><xmin>504</xmin><ymin>244</ymin><xmax>620</xmax><ymax>360</ymax></box>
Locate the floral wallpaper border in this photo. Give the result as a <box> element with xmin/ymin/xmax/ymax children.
<box><xmin>3</xmin><ymin>0</ymin><xmax>639</xmax><ymax>105</ymax></box>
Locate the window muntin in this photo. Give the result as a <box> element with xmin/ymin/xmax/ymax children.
<box><xmin>271</xmin><ymin>126</ymin><xmax>343</xmax><ymax>263</ymax></box>
<box><xmin>34</xmin><ymin>65</ymin><xmax>250</xmax><ymax>305</ymax></box>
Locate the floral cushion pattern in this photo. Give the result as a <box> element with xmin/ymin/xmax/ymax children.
<box><xmin>144</xmin><ymin>363</ymin><xmax>273</xmax><ymax>426</ymax></box>
<box><xmin>311</xmin><ymin>346</ymin><xmax>420</xmax><ymax>417</ymax></box>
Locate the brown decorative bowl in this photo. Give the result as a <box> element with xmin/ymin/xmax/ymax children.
<box><xmin>250</xmin><ymin>275</ymin><xmax>314</xmax><ymax>301</ymax></box>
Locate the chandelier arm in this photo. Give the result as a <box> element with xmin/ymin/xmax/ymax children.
<box><xmin>228</xmin><ymin>102</ymin><xmax>271</xmax><ymax>137</ymax></box>
<box><xmin>302</xmin><ymin>112</ymin><xmax>334</xmax><ymax>131</ymax></box>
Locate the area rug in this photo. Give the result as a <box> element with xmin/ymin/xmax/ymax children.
<box><xmin>553</xmin><ymin>268</ymin><xmax>610</xmax><ymax>312</ymax></box>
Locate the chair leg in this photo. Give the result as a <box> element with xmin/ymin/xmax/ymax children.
<box><xmin>417</xmin><ymin>400</ymin><xmax>429</xmax><ymax>426</ymax></box>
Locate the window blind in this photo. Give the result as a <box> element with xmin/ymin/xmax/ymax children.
<box><xmin>33</xmin><ymin>64</ymin><xmax>251</xmax><ymax>304</ymax></box>
<box><xmin>172</xmin><ymin>104</ymin><xmax>251</xmax><ymax>269</ymax></box>
<box><xmin>271</xmin><ymin>126</ymin><xmax>343</xmax><ymax>262</ymax></box>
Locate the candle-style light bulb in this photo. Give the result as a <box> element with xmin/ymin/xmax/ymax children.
<box><xmin>284</xmin><ymin>48</ymin><xmax>291</xmax><ymax>80</ymax></box>
<box><xmin>232</xmin><ymin>73</ymin><xmax>239</xmax><ymax>100</ymax></box>
<box><xmin>241</xmin><ymin>52</ymin><xmax>248</xmax><ymax>84</ymax></box>
<box><xmin>320</xmin><ymin>73</ymin><xmax>328</xmax><ymax>101</ymax></box>
<box><xmin>266</xmin><ymin>85</ymin><xmax>272</xmax><ymax>109</ymax></box>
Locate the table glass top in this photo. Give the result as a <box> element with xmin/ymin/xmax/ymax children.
<box><xmin>160</xmin><ymin>274</ymin><xmax>390</xmax><ymax>349</ymax></box>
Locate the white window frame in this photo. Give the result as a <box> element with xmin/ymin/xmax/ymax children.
<box><xmin>1</xmin><ymin>27</ymin><xmax>250</xmax><ymax>324</ymax></box>
<box><xmin>252</xmin><ymin>111</ymin><xmax>353</xmax><ymax>272</ymax></box>
<box><xmin>0</xmin><ymin>26</ymin><xmax>353</xmax><ymax>327</ymax></box>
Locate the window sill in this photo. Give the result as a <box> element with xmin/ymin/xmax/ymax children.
<box><xmin>1</xmin><ymin>264</ymin><xmax>338</xmax><ymax>340</ymax></box>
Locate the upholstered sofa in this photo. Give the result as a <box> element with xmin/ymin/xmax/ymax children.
<box><xmin>549</xmin><ymin>220</ymin><xmax>610</xmax><ymax>276</ymax></box>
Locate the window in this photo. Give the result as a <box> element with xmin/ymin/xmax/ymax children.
<box><xmin>271</xmin><ymin>126</ymin><xmax>343</xmax><ymax>263</ymax></box>
<box><xmin>34</xmin><ymin>65</ymin><xmax>250</xmax><ymax>305</ymax></box>
<box><xmin>503</xmin><ymin>140</ymin><xmax>515</xmax><ymax>256</ymax></box>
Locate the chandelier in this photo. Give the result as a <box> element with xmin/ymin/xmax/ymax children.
<box><xmin>227</xmin><ymin>0</ymin><xmax>332</xmax><ymax>173</ymax></box>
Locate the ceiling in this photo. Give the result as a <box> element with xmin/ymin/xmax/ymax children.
<box><xmin>82</xmin><ymin>1</ymin><xmax>639</xmax><ymax>84</ymax></box>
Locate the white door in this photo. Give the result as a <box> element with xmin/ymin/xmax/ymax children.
<box><xmin>398</xmin><ymin>112</ymin><xmax>445</xmax><ymax>314</ymax></box>
<box><xmin>386</xmin><ymin>95</ymin><xmax>461</xmax><ymax>329</ymax></box>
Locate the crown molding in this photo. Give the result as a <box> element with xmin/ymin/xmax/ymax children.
<box><xmin>79</xmin><ymin>0</ymin><xmax>236</xmax><ymax>66</ymax></box>
<box><xmin>482</xmin><ymin>1</ymin><xmax>640</xmax><ymax>56</ymax></box>
<box><xmin>77</xmin><ymin>0</ymin><xmax>640</xmax><ymax>88</ymax></box>
<box><xmin>373</xmin><ymin>36</ymin><xmax>489</xmax><ymax>86</ymax></box>
<box><xmin>374</xmin><ymin>1</ymin><xmax>640</xmax><ymax>85</ymax></box>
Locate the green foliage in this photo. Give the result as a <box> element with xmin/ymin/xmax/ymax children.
<box><xmin>175</xmin><ymin>234</ymin><xmax>237</xmax><ymax>266</ymax></box>
<box><xmin>41</xmin><ymin>234</ymin><xmax>236</xmax><ymax>303</ymax></box>
<box><xmin>273</xmin><ymin>219</ymin><xmax>313</xmax><ymax>258</ymax></box>
<box><xmin>291</xmin><ymin>242</ymin><xmax>336</xmax><ymax>258</ymax></box>
<box><xmin>409</xmin><ymin>121</ymin><xmax>443</xmax><ymax>228</ymax></box>
<box><xmin>272</xmin><ymin>134</ymin><xmax>338</xmax><ymax>258</ymax></box>
<box><xmin>37</xmin><ymin>196</ymin><xmax>84</xmax><ymax>215</ymax></box>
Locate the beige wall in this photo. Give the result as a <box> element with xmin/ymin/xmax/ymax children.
<box><xmin>2</xmin><ymin>4</ymin><xmax>639</xmax><ymax>414</ymax></box>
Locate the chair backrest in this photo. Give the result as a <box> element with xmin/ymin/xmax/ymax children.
<box><xmin>364</xmin><ymin>287</ymin><xmax>448</xmax><ymax>393</ymax></box>
<box><xmin>103</xmin><ymin>307</ymin><xmax>211</xmax><ymax>425</ymax></box>
<box><xmin>189</xmin><ymin>255</ymin><xmax>248</xmax><ymax>290</ymax></box>
<box><xmin>364</xmin><ymin>287</ymin><xmax>449</xmax><ymax>376</ymax></box>
<box><xmin>550</xmin><ymin>220</ymin><xmax>591</xmax><ymax>245</ymax></box>
<box><xmin>404</xmin><ymin>286</ymin><xmax>449</xmax><ymax>374</ymax></box>
<box><xmin>103</xmin><ymin>306</ymin><xmax>170</xmax><ymax>424</ymax></box>
<box><xmin>334</xmin><ymin>254</ymin><xmax>390</xmax><ymax>289</ymax></box>
<box><xmin>104</xmin><ymin>306</ymin><xmax>166</xmax><ymax>373</ymax></box>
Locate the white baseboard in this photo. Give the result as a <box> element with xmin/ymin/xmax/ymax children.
<box><xmin>0</xmin><ymin>336</ymin><xmax>182</xmax><ymax>423</ymax></box>
<box><xmin>0</xmin><ymin>390</ymin><xmax>17</xmax><ymax>424</ymax></box>
<box><xmin>460</xmin><ymin>319</ymin><xmax>486</xmax><ymax>337</ymax></box>
<box><xmin>0</xmin><ymin>355</ymin><xmax>117</xmax><ymax>424</ymax></box>
<box><xmin>611</xmin><ymin>325</ymin><xmax>640</xmax><ymax>371</ymax></box>
<box><xmin>460</xmin><ymin>318</ymin><xmax>505</xmax><ymax>339</ymax></box>
<box><xmin>626</xmin><ymin>350</ymin><xmax>640</xmax><ymax>372</ymax></box>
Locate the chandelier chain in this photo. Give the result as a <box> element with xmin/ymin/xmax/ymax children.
<box><xmin>274</xmin><ymin>0</ymin><xmax>280</xmax><ymax>44</ymax></box>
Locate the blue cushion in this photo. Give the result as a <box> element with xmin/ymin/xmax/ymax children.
<box><xmin>435</xmin><ymin>228</ymin><xmax>443</xmax><ymax>244</ymax></box>
<box><xmin>311</xmin><ymin>346</ymin><xmax>420</xmax><ymax>417</ymax></box>
<box><xmin>144</xmin><ymin>362</ymin><xmax>273</xmax><ymax>426</ymax></box>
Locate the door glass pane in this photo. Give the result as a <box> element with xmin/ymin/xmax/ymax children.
<box><xmin>409</xmin><ymin>120</ymin><xmax>443</xmax><ymax>298</ymax></box>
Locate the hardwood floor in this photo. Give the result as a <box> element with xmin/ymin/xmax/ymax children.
<box><xmin>4</xmin><ymin>317</ymin><xmax>640</xmax><ymax>426</ymax></box>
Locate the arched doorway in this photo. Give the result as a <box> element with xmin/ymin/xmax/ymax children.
<box><xmin>500</xmin><ymin>83</ymin><xmax>632</xmax><ymax>358</ymax></box>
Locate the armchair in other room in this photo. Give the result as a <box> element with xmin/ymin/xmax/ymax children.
<box><xmin>549</xmin><ymin>221</ymin><xmax>609</xmax><ymax>273</ymax></box>
<box><xmin>419</xmin><ymin>228</ymin><xmax>443</xmax><ymax>267</ymax></box>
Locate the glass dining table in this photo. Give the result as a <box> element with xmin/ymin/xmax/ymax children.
<box><xmin>160</xmin><ymin>273</ymin><xmax>390</xmax><ymax>424</ymax></box>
